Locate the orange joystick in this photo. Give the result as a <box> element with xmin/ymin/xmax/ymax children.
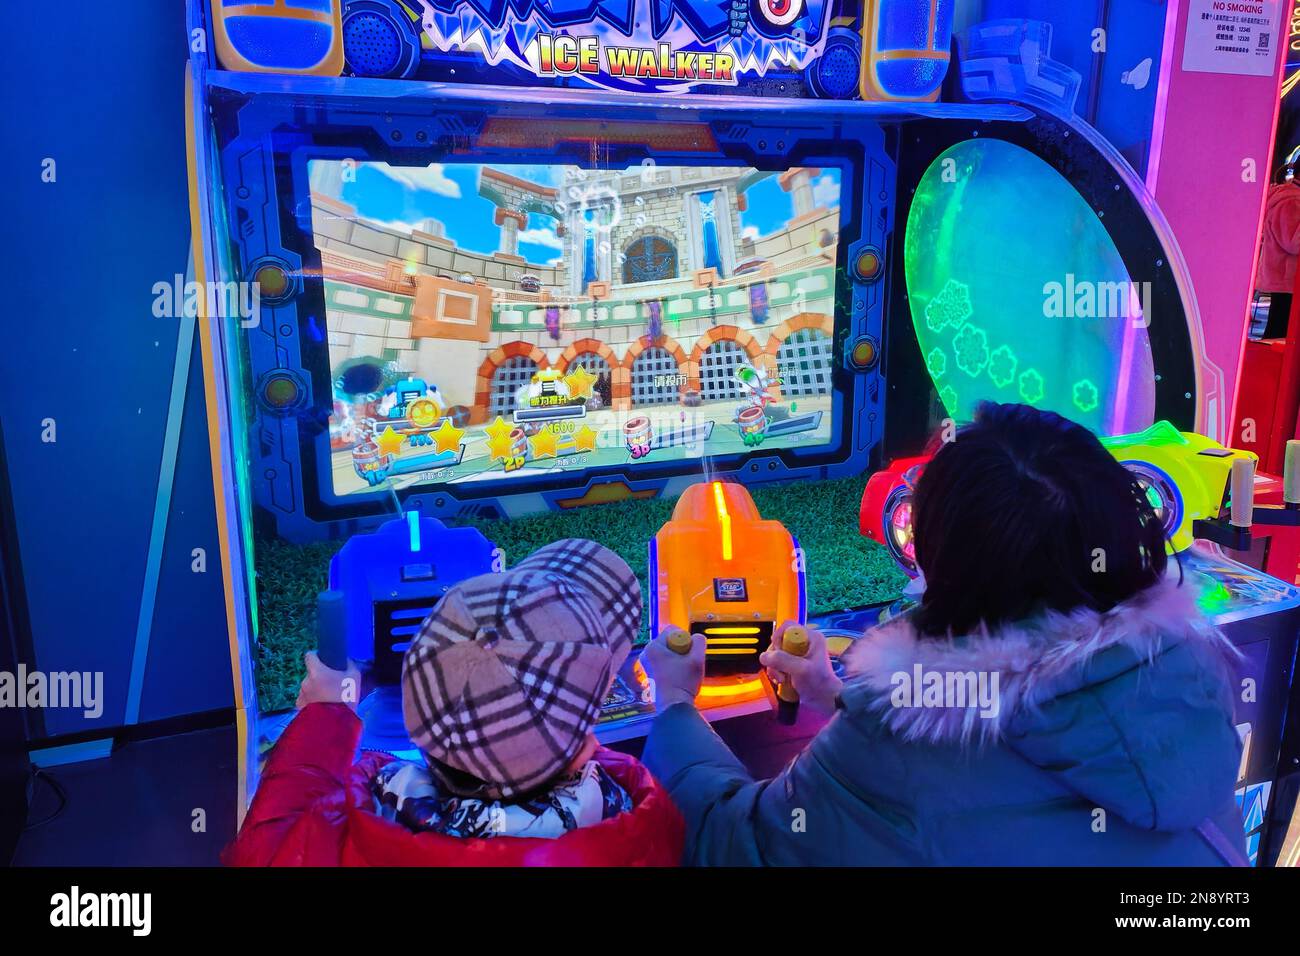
<box><xmin>776</xmin><ymin>625</ymin><xmax>810</xmax><ymax>725</ymax></box>
<box><xmin>663</xmin><ymin>627</ymin><xmax>693</xmax><ymax>656</ymax></box>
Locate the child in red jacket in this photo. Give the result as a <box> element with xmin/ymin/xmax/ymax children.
<box><xmin>224</xmin><ymin>539</ymin><xmax>683</xmax><ymax>866</ymax></box>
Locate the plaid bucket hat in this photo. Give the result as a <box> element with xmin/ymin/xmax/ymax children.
<box><xmin>401</xmin><ymin>538</ymin><xmax>641</xmax><ymax>799</ymax></box>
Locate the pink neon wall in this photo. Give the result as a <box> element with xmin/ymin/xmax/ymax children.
<box><xmin>1146</xmin><ymin>0</ymin><xmax>1291</xmax><ymax>441</ymax></box>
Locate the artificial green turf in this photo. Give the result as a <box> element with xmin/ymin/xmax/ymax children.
<box><xmin>253</xmin><ymin>537</ymin><xmax>345</xmax><ymax>713</ymax></box>
<box><xmin>252</xmin><ymin>475</ymin><xmax>907</xmax><ymax>712</ymax></box>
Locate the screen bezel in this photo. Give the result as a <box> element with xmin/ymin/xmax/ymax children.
<box><xmin>305</xmin><ymin>155</ymin><xmax>852</xmax><ymax>502</ymax></box>
<box><xmin>262</xmin><ymin>108</ymin><xmax>874</xmax><ymax>523</ymax></box>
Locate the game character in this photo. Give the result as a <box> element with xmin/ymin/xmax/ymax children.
<box><xmin>521</xmin><ymin>368</ymin><xmax>572</xmax><ymax>408</ymax></box>
<box><xmin>736</xmin><ymin>404</ymin><xmax>768</xmax><ymax>446</ymax></box>
<box><xmin>734</xmin><ymin>361</ymin><xmax>774</xmax><ymax>409</ymax></box>
<box><xmin>733</xmin><ymin>362</ymin><xmax>774</xmax><ymax>445</ymax></box>
<box><xmin>641</xmin><ymin>403</ymin><xmax>1247</xmax><ymax>866</ymax></box>
<box><xmin>331</xmin><ymin>400</ymin><xmax>360</xmax><ymax>448</ymax></box>
<box><xmin>503</xmin><ymin>427</ymin><xmax>528</xmax><ymax>473</ymax></box>
<box><xmin>379</xmin><ymin>377</ymin><xmax>444</xmax><ymax>421</ymax></box>
<box><xmin>223</xmin><ymin>539</ymin><xmax>684</xmax><ymax>866</ymax></box>
<box><xmin>624</xmin><ymin>416</ymin><xmax>653</xmax><ymax>459</ymax></box>
<box><xmin>351</xmin><ymin>439</ymin><xmax>394</xmax><ymax>485</ymax></box>
<box><xmin>378</xmin><ymin>377</ymin><xmax>445</xmax><ymax>447</ymax></box>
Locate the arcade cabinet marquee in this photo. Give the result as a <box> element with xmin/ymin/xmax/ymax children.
<box><xmin>209</xmin><ymin>0</ymin><xmax>954</xmax><ymax>100</ymax></box>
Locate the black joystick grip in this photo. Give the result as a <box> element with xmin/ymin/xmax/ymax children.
<box><xmin>776</xmin><ymin>626</ymin><xmax>810</xmax><ymax>725</ymax></box>
<box><xmin>316</xmin><ymin>590</ymin><xmax>349</xmax><ymax>672</ymax></box>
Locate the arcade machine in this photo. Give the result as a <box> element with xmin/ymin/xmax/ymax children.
<box><xmin>188</xmin><ymin>3</ymin><xmax>1297</xmax><ymax>861</ymax></box>
<box><xmin>851</xmin><ymin>26</ymin><xmax>1300</xmax><ymax>867</ymax></box>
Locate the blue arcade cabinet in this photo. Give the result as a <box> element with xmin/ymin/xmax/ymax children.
<box><xmin>314</xmin><ymin>513</ymin><xmax>498</xmax><ymax>750</ymax></box>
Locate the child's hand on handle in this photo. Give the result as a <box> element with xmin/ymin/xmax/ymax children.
<box><xmin>641</xmin><ymin>627</ymin><xmax>706</xmax><ymax>710</ymax></box>
<box><xmin>761</xmin><ymin>622</ymin><xmax>842</xmax><ymax>716</ymax></box>
<box><xmin>296</xmin><ymin>651</ymin><xmax>363</xmax><ymax>711</ymax></box>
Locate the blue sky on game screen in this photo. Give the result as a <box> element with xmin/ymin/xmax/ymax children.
<box><xmin>336</xmin><ymin>162</ymin><xmax>842</xmax><ymax>264</ymax></box>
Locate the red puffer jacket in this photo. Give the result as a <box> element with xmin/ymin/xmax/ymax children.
<box><xmin>223</xmin><ymin>703</ymin><xmax>684</xmax><ymax>866</ymax></box>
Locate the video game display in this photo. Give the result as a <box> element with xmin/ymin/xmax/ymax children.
<box><xmin>309</xmin><ymin>159</ymin><xmax>842</xmax><ymax>495</ymax></box>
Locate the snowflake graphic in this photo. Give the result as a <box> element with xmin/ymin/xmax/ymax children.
<box><xmin>1018</xmin><ymin>368</ymin><xmax>1045</xmax><ymax>405</ymax></box>
<box><xmin>924</xmin><ymin>279</ymin><xmax>973</xmax><ymax>333</ymax></box>
<box><xmin>988</xmin><ymin>345</ymin><xmax>1018</xmax><ymax>389</ymax></box>
<box><xmin>1073</xmin><ymin>379</ymin><xmax>1100</xmax><ymax>413</ymax></box>
<box><xmin>926</xmin><ymin>347</ymin><xmax>948</xmax><ymax>379</ymax></box>
<box><xmin>953</xmin><ymin>324</ymin><xmax>990</xmax><ymax>377</ymax></box>
<box><xmin>939</xmin><ymin>385</ymin><xmax>959</xmax><ymax>414</ymax></box>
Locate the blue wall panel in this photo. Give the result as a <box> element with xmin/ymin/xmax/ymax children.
<box><xmin>139</xmin><ymin>343</ymin><xmax>234</xmax><ymax>725</ymax></box>
<box><xmin>0</xmin><ymin>2</ymin><xmax>232</xmax><ymax>738</ymax></box>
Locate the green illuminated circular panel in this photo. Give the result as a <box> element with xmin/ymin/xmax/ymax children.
<box><xmin>905</xmin><ymin>139</ymin><xmax>1155</xmax><ymax>435</ymax></box>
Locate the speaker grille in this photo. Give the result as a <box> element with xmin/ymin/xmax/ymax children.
<box><xmin>343</xmin><ymin>11</ymin><xmax>403</xmax><ymax>77</ymax></box>
<box><xmin>818</xmin><ymin>42</ymin><xmax>859</xmax><ymax>99</ymax></box>
<box><xmin>372</xmin><ymin>597</ymin><xmax>436</xmax><ymax>684</ymax></box>
<box><xmin>693</xmin><ymin>620</ymin><xmax>774</xmax><ymax>677</ymax></box>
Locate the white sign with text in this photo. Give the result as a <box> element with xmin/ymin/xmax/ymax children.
<box><xmin>1183</xmin><ymin>0</ymin><xmax>1283</xmax><ymax>76</ymax></box>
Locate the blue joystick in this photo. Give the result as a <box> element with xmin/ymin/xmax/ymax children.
<box><xmin>316</xmin><ymin>589</ymin><xmax>349</xmax><ymax>671</ymax></box>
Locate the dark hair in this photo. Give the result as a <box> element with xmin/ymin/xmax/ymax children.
<box><xmin>910</xmin><ymin>402</ymin><xmax>1168</xmax><ymax>637</ymax></box>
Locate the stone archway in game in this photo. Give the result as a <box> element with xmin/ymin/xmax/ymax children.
<box><xmin>558</xmin><ymin>338</ymin><xmax>619</xmax><ymax>371</ymax></box>
<box><xmin>764</xmin><ymin>312</ymin><xmax>834</xmax><ymax>400</ymax></box>
<box><xmin>559</xmin><ymin>338</ymin><xmax>618</xmax><ymax>409</ymax></box>
<box><xmin>475</xmin><ymin>341</ymin><xmax>550</xmax><ymax>423</ymax></box>
<box><xmin>690</xmin><ymin>325</ymin><xmax>766</xmax><ymax>402</ymax></box>
<box><xmin>697</xmin><ymin>340</ymin><xmax>750</xmax><ymax>401</ymax></box>
<box><xmin>622</xmin><ymin>334</ymin><xmax>689</xmax><ymax>410</ymax></box>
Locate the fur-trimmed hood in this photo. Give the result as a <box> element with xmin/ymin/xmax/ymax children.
<box><xmin>837</xmin><ymin>578</ymin><xmax>1243</xmax><ymax>831</ymax></box>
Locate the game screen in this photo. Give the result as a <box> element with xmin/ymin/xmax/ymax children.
<box><xmin>306</xmin><ymin>159</ymin><xmax>842</xmax><ymax>495</ymax></box>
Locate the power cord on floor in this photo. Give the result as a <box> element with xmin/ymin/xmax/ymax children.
<box><xmin>23</xmin><ymin>767</ymin><xmax>67</xmax><ymax>831</ymax></box>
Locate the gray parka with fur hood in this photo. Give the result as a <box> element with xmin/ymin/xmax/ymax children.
<box><xmin>642</xmin><ymin>579</ymin><xmax>1246</xmax><ymax>866</ymax></box>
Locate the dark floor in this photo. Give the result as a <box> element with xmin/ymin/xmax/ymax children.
<box><xmin>10</xmin><ymin>707</ymin><xmax>821</xmax><ymax>866</ymax></box>
<box><xmin>14</xmin><ymin>725</ymin><xmax>238</xmax><ymax>866</ymax></box>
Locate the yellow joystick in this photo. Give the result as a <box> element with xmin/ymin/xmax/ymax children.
<box><xmin>776</xmin><ymin>625</ymin><xmax>810</xmax><ymax>723</ymax></box>
<box><xmin>663</xmin><ymin>627</ymin><xmax>693</xmax><ymax>655</ymax></box>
